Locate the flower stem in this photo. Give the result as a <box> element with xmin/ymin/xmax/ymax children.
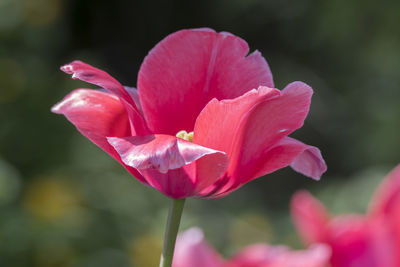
<box><xmin>159</xmin><ymin>198</ymin><xmax>186</xmax><ymax>267</ymax></box>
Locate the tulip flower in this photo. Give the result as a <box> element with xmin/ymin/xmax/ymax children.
<box><xmin>291</xmin><ymin>164</ymin><xmax>400</xmax><ymax>267</ymax></box>
<box><xmin>52</xmin><ymin>28</ymin><xmax>326</xmax><ymax>199</ymax></box>
<box><xmin>52</xmin><ymin>28</ymin><xmax>327</xmax><ymax>267</ymax></box>
<box><xmin>173</xmin><ymin>227</ymin><xmax>224</xmax><ymax>267</ymax></box>
<box><xmin>173</xmin><ymin>227</ymin><xmax>331</xmax><ymax>267</ymax></box>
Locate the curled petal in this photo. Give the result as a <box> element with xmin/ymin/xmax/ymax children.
<box><xmin>266</xmin><ymin>137</ymin><xmax>326</xmax><ymax>180</ymax></box>
<box><xmin>107</xmin><ymin>135</ymin><xmax>228</xmax><ymax>198</ymax></box>
<box><xmin>196</xmin><ymin>82</ymin><xmax>319</xmax><ymax>197</ymax></box>
<box><xmin>173</xmin><ymin>228</ymin><xmax>223</xmax><ymax>267</ymax></box>
<box><xmin>61</xmin><ymin>61</ymin><xmax>133</xmax><ymax>106</ymax></box>
<box><xmin>210</xmin><ymin>138</ymin><xmax>326</xmax><ymax>198</ymax></box>
<box><xmin>291</xmin><ymin>191</ymin><xmax>330</xmax><ymax>244</ymax></box>
<box><xmin>107</xmin><ymin>135</ymin><xmax>225</xmax><ymax>173</ymax></box>
<box><xmin>61</xmin><ymin>60</ymin><xmax>149</xmax><ymax>135</ymax></box>
<box><xmin>138</xmin><ymin>28</ymin><xmax>274</xmax><ymax>135</ymax></box>
<box><xmin>51</xmin><ymin>89</ymin><xmax>147</xmax><ymax>184</ymax></box>
<box><xmin>252</xmin><ymin>137</ymin><xmax>326</xmax><ymax>180</ymax></box>
<box><xmin>289</xmin><ymin>142</ymin><xmax>326</xmax><ymax>180</ymax></box>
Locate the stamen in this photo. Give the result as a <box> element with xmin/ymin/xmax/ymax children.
<box><xmin>176</xmin><ymin>130</ymin><xmax>194</xmax><ymax>142</ymax></box>
<box><xmin>187</xmin><ymin>132</ymin><xmax>194</xmax><ymax>142</ymax></box>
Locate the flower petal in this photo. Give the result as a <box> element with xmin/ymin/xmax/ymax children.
<box><xmin>273</xmin><ymin>244</ymin><xmax>331</xmax><ymax>267</ymax></box>
<box><xmin>289</xmin><ymin>142</ymin><xmax>327</xmax><ymax>180</ymax></box>
<box><xmin>61</xmin><ymin>60</ymin><xmax>149</xmax><ymax>135</ymax></box>
<box><xmin>291</xmin><ymin>191</ymin><xmax>330</xmax><ymax>245</ymax></box>
<box><xmin>195</xmin><ymin>82</ymin><xmax>317</xmax><ymax>197</ymax></box>
<box><xmin>107</xmin><ymin>135</ymin><xmax>228</xmax><ymax>198</ymax></box>
<box><xmin>173</xmin><ymin>228</ymin><xmax>223</xmax><ymax>267</ymax></box>
<box><xmin>51</xmin><ymin>89</ymin><xmax>130</xmax><ymax>155</ymax></box>
<box><xmin>226</xmin><ymin>243</ymin><xmax>331</xmax><ymax>267</ymax></box>
<box><xmin>194</xmin><ymin>86</ymin><xmax>281</xmax><ymax>157</ymax></box>
<box><xmin>51</xmin><ymin>88</ymin><xmax>147</xmax><ymax>184</ymax></box>
<box><xmin>328</xmin><ymin>216</ymin><xmax>381</xmax><ymax>267</ymax></box>
<box><xmin>225</xmin><ymin>244</ymin><xmax>289</xmax><ymax>267</ymax></box>
<box><xmin>368</xmin><ymin>164</ymin><xmax>400</xmax><ymax>266</ymax></box>
<box><xmin>292</xmin><ymin>192</ymin><xmax>398</xmax><ymax>267</ymax></box>
<box><xmin>252</xmin><ymin>137</ymin><xmax>326</xmax><ymax>181</ymax></box>
<box><xmin>138</xmin><ymin>28</ymin><xmax>274</xmax><ymax>134</ymax></box>
<box><xmin>107</xmin><ymin>134</ymin><xmax>221</xmax><ymax>173</ymax></box>
<box><xmin>124</xmin><ymin>86</ymin><xmax>143</xmax><ymax>115</ymax></box>
<box><xmin>369</xmin><ymin>164</ymin><xmax>400</xmax><ymax>216</ymax></box>
<box><xmin>209</xmin><ymin>137</ymin><xmax>326</xmax><ymax>198</ymax></box>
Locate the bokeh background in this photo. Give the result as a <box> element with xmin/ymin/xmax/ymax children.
<box><xmin>1</xmin><ymin>0</ymin><xmax>400</xmax><ymax>266</ymax></box>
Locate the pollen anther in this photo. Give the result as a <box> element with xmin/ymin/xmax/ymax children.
<box><xmin>176</xmin><ymin>130</ymin><xmax>194</xmax><ymax>142</ymax></box>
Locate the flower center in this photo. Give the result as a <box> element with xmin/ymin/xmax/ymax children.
<box><xmin>176</xmin><ymin>130</ymin><xmax>194</xmax><ymax>142</ymax></box>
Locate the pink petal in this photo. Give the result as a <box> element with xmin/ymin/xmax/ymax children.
<box><xmin>328</xmin><ymin>216</ymin><xmax>380</xmax><ymax>267</ymax></box>
<box><xmin>124</xmin><ymin>86</ymin><xmax>143</xmax><ymax>115</ymax></box>
<box><xmin>225</xmin><ymin>243</ymin><xmax>331</xmax><ymax>267</ymax></box>
<box><xmin>368</xmin><ymin>165</ymin><xmax>400</xmax><ymax>266</ymax></box>
<box><xmin>225</xmin><ymin>244</ymin><xmax>289</xmax><ymax>267</ymax></box>
<box><xmin>61</xmin><ymin>60</ymin><xmax>149</xmax><ymax>135</ymax></box>
<box><xmin>368</xmin><ymin>216</ymin><xmax>398</xmax><ymax>267</ymax></box>
<box><xmin>194</xmin><ymin>86</ymin><xmax>281</xmax><ymax>158</ymax></box>
<box><xmin>292</xmin><ymin>192</ymin><xmax>397</xmax><ymax>267</ymax></box>
<box><xmin>138</xmin><ymin>28</ymin><xmax>274</xmax><ymax>135</ymax></box>
<box><xmin>369</xmin><ymin>164</ymin><xmax>400</xmax><ymax>216</ymax></box>
<box><xmin>107</xmin><ymin>135</ymin><xmax>228</xmax><ymax>198</ymax></box>
<box><xmin>211</xmin><ymin>137</ymin><xmax>326</xmax><ymax>198</ymax></box>
<box><xmin>173</xmin><ymin>228</ymin><xmax>224</xmax><ymax>267</ymax></box>
<box><xmin>286</xmin><ymin>138</ymin><xmax>327</xmax><ymax>180</ymax></box>
<box><xmin>51</xmin><ymin>88</ymin><xmax>147</xmax><ymax>184</ymax></box>
<box><xmin>271</xmin><ymin>244</ymin><xmax>331</xmax><ymax>267</ymax></box>
<box><xmin>290</xmin><ymin>191</ymin><xmax>330</xmax><ymax>245</ymax></box>
<box><xmin>196</xmin><ymin>82</ymin><xmax>318</xmax><ymax>197</ymax></box>
<box><xmin>252</xmin><ymin>137</ymin><xmax>326</xmax><ymax>180</ymax></box>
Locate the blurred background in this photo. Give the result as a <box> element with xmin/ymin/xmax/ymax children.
<box><xmin>0</xmin><ymin>0</ymin><xmax>399</xmax><ymax>266</ymax></box>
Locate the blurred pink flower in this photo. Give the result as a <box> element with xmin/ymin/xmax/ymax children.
<box><xmin>291</xmin><ymin>164</ymin><xmax>400</xmax><ymax>267</ymax></box>
<box><xmin>52</xmin><ymin>28</ymin><xmax>326</xmax><ymax>199</ymax></box>
<box><xmin>173</xmin><ymin>227</ymin><xmax>224</xmax><ymax>267</ymax></box>
<box><xmin>173</xmin><ymin>227</ymin><xmax>331</xmax><ymax>267</ymax></box>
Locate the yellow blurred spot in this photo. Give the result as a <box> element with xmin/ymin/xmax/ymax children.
<box><xmin>0</xmin><ymin>58</ymin><xmax>25</xmax><ymax>103</ymax></box>
<box><xmin>22</xmin><ymin>0</ymin><xmax>62</xmax><ymax>26</ymax></box>
<box><xmin>176</xmin><ymin>130</ymin><xmax>194</xmax><ymax>142</ymax></box>
<box><xmin>229</xmin><ymin>212</ymin><xmax>273</xmax><ymax>249</ymax></box>
<box><xmin>34</xmin><ymin>242</ymin><xmax>76</xmax><ymax>267</ymax></box>
<box><xmin>23</xmin><ymin>177</ymin><xmax>82</xmax><ymax>221</ymax></box>
<box><xmin>128</xmin><ymin>234</ymin><xmax>162</xmax><ymax>267</ymax></box>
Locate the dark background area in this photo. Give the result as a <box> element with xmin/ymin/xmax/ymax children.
<box><xmin>0</xmin><ymin>0</ymin><xmax>399</xmax><ymax>266</ymax></box>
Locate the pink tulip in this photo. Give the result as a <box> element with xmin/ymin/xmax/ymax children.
<box><xmin>52</xmin><ymin>28</ymin><xmax>326</xmax><ymax>199</ymax></box>
<box><xmin>291</xmin><ymin>164</ymin><xmax>400</xmax><ymax>267</ymax></box>
<box><xmin>225</xmin><ymin>244</ymin><xmax>330</xmax><ymax>267</ymax></box>
<box><xmin>172</xmin><ymin>227</ymin><xmax>224</xmax><ymax>267</ymax></box>
<box><xmin>173</xmin><ymin>227</ymin><xmax>331</xmax><ymax>267</ymax></box>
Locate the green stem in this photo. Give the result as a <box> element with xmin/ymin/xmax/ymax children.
<box><xmin>159</xmin><ymin>198</ymin><xmax>186</xmax><ymax>267</ymax></box>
